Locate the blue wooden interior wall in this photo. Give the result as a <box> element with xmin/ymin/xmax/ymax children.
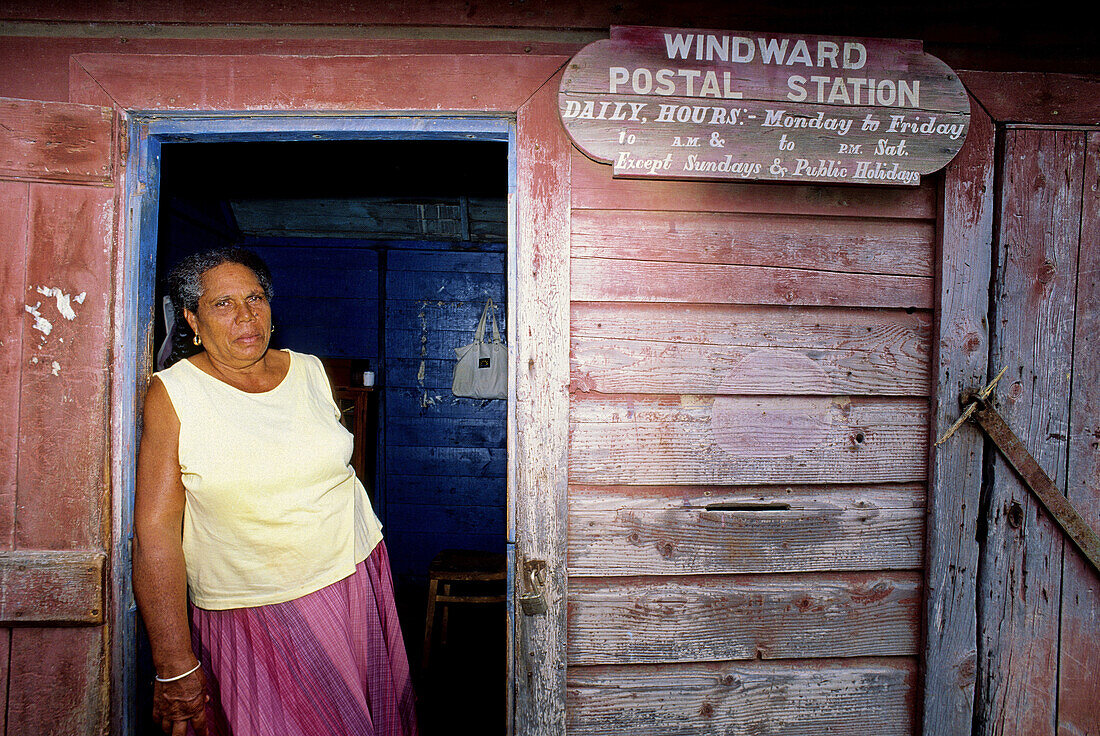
<box><xmin>382</xmin><ymin>247</ymin><xmax>507</xmax><ymax>581</ymax></box>
<box><xmin>249</xmin><ymin>240</ymin><xmax>381</xmax><ymax>362</ymax></box>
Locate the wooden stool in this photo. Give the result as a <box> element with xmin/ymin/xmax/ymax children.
<box><xmin>422</xmin><ymin>549</ymin><xmax>506</xmax><ymax>674</ymax></box>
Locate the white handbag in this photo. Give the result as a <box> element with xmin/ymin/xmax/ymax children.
<box><xmin>452</xmin><ymin>297</ymin><xmax>508</xmax><ymax>400</ymax></box>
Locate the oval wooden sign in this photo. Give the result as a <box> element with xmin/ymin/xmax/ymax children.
<box><xmin>559</xmin><ymin>26</ymin><xmax>971</xmax><ymax>186</ymax></box>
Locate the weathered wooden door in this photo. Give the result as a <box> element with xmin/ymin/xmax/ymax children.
<box><xmin>0</xmin><ymin>96</ymin><xmax>117</xmax><ymax>733</ymax></box>
<box><xmin>974</xmin><ymin>127</ymin><xmax>1099</xmax><ymax>734</ymax></box>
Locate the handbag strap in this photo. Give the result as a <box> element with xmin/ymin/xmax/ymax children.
<box><xmin>476</xmin><ymin>297</ymin><xmax>503</xmax><ymax>345</ymax></box>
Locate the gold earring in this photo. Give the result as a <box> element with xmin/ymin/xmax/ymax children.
<box><xmin>192</xmin><ymin>335</ymin><xmax>202</xmax><ymax>346</ymax></box>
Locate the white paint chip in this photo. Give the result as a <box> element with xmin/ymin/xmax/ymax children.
<box><xmin>51</xmin><ymin>361</ymin><xmax>61</xmax><ymax>376</ymax></box>
<box><xmin>36</xmin><ymin>286</ymin><xmax>79</xmax><ymax>320</ymax></box>
<box><xmin>24</xmin><ymin>303</ymin><xmax>52</xmax><ymax>335</ymax></box>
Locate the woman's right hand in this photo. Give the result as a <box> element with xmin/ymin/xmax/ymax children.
<box><xmin>152</xmin><ymin>666</ymin><xmax>209</xmax><ymax>736</ymax></box>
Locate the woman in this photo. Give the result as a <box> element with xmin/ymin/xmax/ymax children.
<box><xmin>133</xmin><ymin>247</ymin><xmax>417</xmax><ymax>736</ymax></box>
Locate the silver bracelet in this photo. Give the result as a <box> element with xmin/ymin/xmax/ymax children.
<box><xmin>154</xmin><ymin>662</ymin><xmax>201</xmax><ymax>683</ymax></box>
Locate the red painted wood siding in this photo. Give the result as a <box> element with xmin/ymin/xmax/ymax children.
<box><xmin>567</xmin><ymin>148</ymin><xmax>935</xmax><ymax>734</ymax></box>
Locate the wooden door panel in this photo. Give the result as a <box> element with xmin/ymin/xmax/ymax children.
<box><xmin>1056</xmin><ymin>131</ymin><xmax>1100</xmax><ymax>735</ymax></box>
<box><xmin>17</xmin><ymin>182</ymin><xmax>114</xmax><ymax>549</ymax></box>
<box><xmin>6</xmin><ymin>627</ymin><xmax>105</xmax><ymax>736</ymax></box>
<box><xmin>975</xmin><ymin>129</ymin><xmax>1087</xmax><ymax>736</ymax></box>
<box><xmin>0</xmin><ymin>95</ymin><xmax>114</xmax><ymax>736</ymax></box>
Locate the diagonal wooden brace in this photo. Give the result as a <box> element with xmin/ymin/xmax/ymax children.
<box><xmin>968</xmin><ymin>401</ymin><xmax>1100</xmax><ymax>576</ymax></box>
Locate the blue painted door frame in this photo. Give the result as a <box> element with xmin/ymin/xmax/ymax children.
<box><xmin>118</xmin><ymin>112</ymin><xmax>517</xmax><ymax>736</ymax></box>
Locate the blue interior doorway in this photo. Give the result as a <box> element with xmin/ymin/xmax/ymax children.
<box><xmin>123</xmin><ymin>114</ymin><xmax>515</xmax><ymax>735</ymax></box>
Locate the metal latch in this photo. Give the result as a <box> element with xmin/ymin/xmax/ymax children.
<box><xmin>519</xmin><ymin>557</ymin><xmax>548</xmax><ymax>616</ymax></box>
<box><xmin>936</xmin><ymin>365</ymin><xmax>1100</xmax><ymax>576</ymax></box>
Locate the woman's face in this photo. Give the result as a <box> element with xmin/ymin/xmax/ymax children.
<box><xmin>183</xmin><ymin>262</ymin><xmax>272</xmax><ymax>369</ymax></box>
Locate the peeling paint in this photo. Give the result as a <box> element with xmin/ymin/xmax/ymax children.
<box><xmin>419</xmin><ymin>392</ymin><xmax>445</xmax><ymax>408</ymax></box>
<box><xmin>24</xmin><ymin>302</ymin><xmax>53</xmax><ymax>335</ymax></box>
<box><xmin>51</xmin><ymin>361</ymin><xmax>61</xmax><ymax>376</ymax></box>
<box><xmin>36</xmin><ymin>285</ymin><xmax>82</xmax><ymax>320</ymax></box>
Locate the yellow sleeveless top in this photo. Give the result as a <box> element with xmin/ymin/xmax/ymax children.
<box><xmin>155</xmin><ymin>350</ymin><xmax>382</xmax><ymax>610</ymax></box>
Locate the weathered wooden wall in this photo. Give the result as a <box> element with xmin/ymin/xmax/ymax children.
<box><xmin>0</xmin><ymin>96</ymin><xmax>114</xmax><ymax>735</ymax></box>
<box><xmin>566</xmin><ymin>151</ymin><xmax>935</xmax><ymax>733</ymax></box>
<box><xmin>0</xmin><ymin>7</ymin><xmax>1094</xmax><ymax>734</ymax></box>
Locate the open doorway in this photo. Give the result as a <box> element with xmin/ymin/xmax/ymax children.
<box><xmin>135</xmin><ymin>133</ymin><xmax>510</xmax><ymax>734</ymax></box>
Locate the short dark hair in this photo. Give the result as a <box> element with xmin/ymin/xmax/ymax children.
<box><xmin>167</xmin><ymin>246</ymin><xmax>275</xmax><ymax>315</ymax></box>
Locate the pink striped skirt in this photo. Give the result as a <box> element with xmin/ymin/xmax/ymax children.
<box><xmin>189</xmin><ymin>542</ymin><xmax>419</xmax><ymax>736</ymax></box>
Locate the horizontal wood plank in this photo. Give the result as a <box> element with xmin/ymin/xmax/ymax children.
<box><xmin>386</xmin><ymin>502</ymin><xmax>505</xmax><ymax>536</ymax></box>
<box><xmin>569</xmin><ymin>395</ymin><xmax>929</xmax><ymax>485</ymax></box>
<box><xmin>573</xmin><ymin>302</ymin><xmax>932</xmax><ymax>349</ymax></box>
<box><xmin>569</xmin><ymin>485</ymin><xmax>924</xmax><ymax>575</ymax></box>
<box><xmin>567</xmin><ymin>658</ymin><xmax>916</xmax><ymax>736</ymax></box>
<box><xmin>386</xmin><ymin>416</ymin><xmax>506</xmax><ymax>447</ymax></box>
<box><xmin>386</xmin><ymin>357</ymin><xmax>464</xmax><ymax>389</ymax></box>
<box><xmin>571</xmin><ymin>149</ymin><xmax>937</xmax><ymax>219</ymax></box>
<box><xmin>386</xmin><ymin>387</ymin><xmax>507</xmax><ymax>419</ymax></box>
<box><xmin>384</xmin><ymin>445</ymin><xmax>506</xmax><ymax>477</ymax></box>
<box><xmin>569</xmin><ymin>571</ymin><xmax>920</xmax><ymax>664</ymax></box>
<box><xmin>571</xmin><ymin>257</ymin><xmax>933</xmax><ymax>308</ymax></box>
<box><xmin>387</xmin><ymin>249</ymin><xmax>505</xmax><ymax>273</ymax></box>
<box><xmin>71</xmin><ymin>53</ymin><xmax>570</xmax><ymax>112</ymax></box>
<box><xmin>386</xmin><ymin>299</ymin><xmax>507</xmax><ymax>325</ymax></box>
<box><xmin>571</xmin><ymin>338</ymin><xmax>929</xmax><ymax>396</ymax></box>
<box><xmin>571</xmin><ymin>303</ymin><xmax>931</xmax><ymax>396</ymax></box>
<box><xmin>0</xmin><ymin>550</ymin><xmax>105</xmax><ymax>624</ymax></box>
<box><xmin>385</xmin><ymin>328</ymin><xmax>498</xmax><ymax>359</ymax></box>
<box><xmin>386</xmin><ymin>270</ymin><xmax>506</xmax><ymax>302</ymax></box>
<box><xmin>276</xmin><ymin>325</ymin><xmax>376</xmax><ymax>359</ymax></box>
<box><xmin>568</xmin><ymin>482</ymin><xmax>926</xmax><ymax>511</ymax></box>
<box><xmin>388</xmin><ymin>474</ymin><xmax>506</xmax><ymax>508</ymax></box>
<box><xmin>960</xmin><ymin>71</ymin><xmax>1100</xmax><ymax>126</ymax></box>
<box><xmin>0</xmin><ymin>97</ymin><xmax>112</xmax><ymax>184</ymax></box>
<box><xmin>572</xmin><ymin>209</ymin><xmax>933</xmax><ymax>277</ymax></box>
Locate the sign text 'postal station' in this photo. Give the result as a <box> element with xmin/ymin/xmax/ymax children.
<box><xmin>559</xmin><ymin>26</ymin><xmax>971</xmax><ymax>185</ymax></box>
